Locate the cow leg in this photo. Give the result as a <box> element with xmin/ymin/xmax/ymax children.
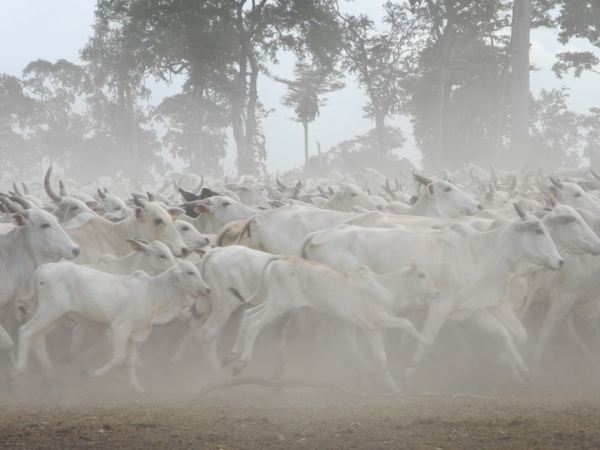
<box><xmin>30</xmin><ymin>334</ymin><xmax>56</xmax><ymax>385</ymax></box>
<box><xmin>0</xmin><ymin>325</ymin><xmax>16</xmax><ymax>371</ymax></box>
<box><xmin>231</xmin><ymin>304</ymin><xmax>287</xmax><ymax>376</ymax></box>
<box><xmin>69</xmin><ymin>323</ymin><xmax>88</xmax><ymax>360</ymax></box>
<box><xmin>532</xmin><ymin>293</ymin><xmax>578</xmax><ymax>369</ymax></box>
<box><xmin>405</xmin><ymin>299</ymin><xmax>454</xmax><ymax>380</ymax></box>
<box><xmin>223</xmin><ymin>302</ymin><xmax>268</xmax><ymax>367</ymax></box>
<box><xmin>13</xmin><ymin>311</ymin><xmax>65</xmax><ymax>379</ymax></box>
<box><xmin>126</xmin><ymin>342</ymin><xmax>145</xmax><ymax>394</ymax></box>
<box><xmin>85</xmin><ymin>324</ymin><xmax>131</xmax><ymax>379</ymax></box>
<box><xmin>171</xmin><ymin>318</ymin><xmax>200</xmax><ymax>364</ymax></box>
<box><xmin>565</xmin><ymin>313</ymin><xmax>597</xmax><ymax>367</ymax></box>
<box><xmin>470</xmin><ymin>308</ymin><xmax>530</xmax><ymax>383</ymax></box>
<box><xmin>361</xmin><ymin>328</ymin><xmax>400</xmax><ymax>394</ymax></box>
<box><xmin>270</xmin><ymin>311</ymin><xmax>299</xmax><ymax>393</ymax></box>
<box><xmin>489</xmin><ymin>303</ymin><xmax>528</xmax><ymax>346</ymax></box>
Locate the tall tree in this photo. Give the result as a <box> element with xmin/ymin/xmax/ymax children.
<box><xmin>274</xmin><ymin>62</ymin><xmax>344</xmax><ymax>166</ymax></box>
<box><xmin>508</xmin><ymin>0</ymin><xmax>532</xmax><ymax>169</ymax></box>
<box><xmin>328</xmin><ymin>0</ymin><xmax>427</xmax><ymax>166</ymax></box>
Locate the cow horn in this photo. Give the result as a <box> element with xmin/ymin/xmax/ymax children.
<box><xmin>147</xmin><ymin>192</ymin><xmax>155</xmax><ymax>202</ymax></box>
<box><xmin>395</xmin><ymin>178</ymin><xmax>402</xmax><ymax>192</ymax></box>
<box><xmin>328</xmin><ymin>187</ymin><xmax>335</xmax><ymax>196</ymax></box>
<box><xmin>0</xmin><ymin>196</ymin><xmax>28</xmax><ymax>217</ymax></box>
<box><xmin>191</xmin><ymin>175</ymin><xmax>204</xmax><ymax>194</ymax></box>
<box><xmin>44</xmin><ymin>166</ymin><xmax>62</xmax><ymax>202</ymax></box>
<box><xmin>413</xmin><ymin>173</ymin><xmax>432</xmax><ymax>186</ymax></box>
<box><xmin>549</xmin><ymin>176</ymin><xmax>564</xmax><ymax>189</ymax></box>
<box><xmin>489</xmin><ymin>183</ymin><xmax>495</xmax><ymax>193</ymax></box>
<box><xmin>383</xmin><ymin>179</ymin><xmax>395</xmax><ymax>198</ymax></box>
<box><xmin>276</xmin><ymin>178</ymin><xmax>286</xmax><ymax>191</ymax></box>
<box><xmin>590</xmin><ymin>168</ymin><xmax>600</xmax><ymax>181</ymax></box>
<box><xmin>513</xmin><ymin>202</ymin><xmax>526</xmax><ymax>219</ymax></box>
<box><xmin>132</xmin><ymin>195</ymin><xmax>145</xmax><ymax>208</ymax></box>
<box><xmin>9</xmin><ymin>196</ymin><xmax>33</xmax><ymax>210</ymax></box>
<box><xmin>508</xmin><ymin>174</ymin><xmax>517</xmax><ymax>192</ymax></box>
<box><xmin>97</xmin><ymin>188</ymin><xmax>106</xmax><ymax>200</ymax></box>
<box><xmin>21</xmin><ymin>182</ymin><xmax>29</xmax><ymax>195</ymax></box>
<box><xmin>12</xmin><ymin>182</ymin><xmax>22</xmax><ymax>197</ymax></box>
<box><xmin>59</xmin><ymin>180</ymin><xmax>68</xmax><ymax>197</ymax></box>
<box><xmin>547</xmin><ymin>196</ymin><xmax>556</xmax><ymax>208</ymax></box>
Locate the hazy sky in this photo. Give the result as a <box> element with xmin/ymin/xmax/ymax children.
<box><xmin>1</xmin><ymin>0</ymin><xmax>598</xmax><ymax>173</ymax></box>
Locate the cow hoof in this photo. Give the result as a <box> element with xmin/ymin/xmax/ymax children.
<box><xmin>80</xmin><ymin>369</ymin><xmax>96</xmax><ymax>378</ymax></box>
<box><xmin>518</xmin><ymin>371</ymin><xmax>534</xmax><ymax>385</ymax></box>
<box><xmin>232</xmin><ymin>362</ymin><xmax>246</xmax><ymax>377</ymax></box>
<box><xmin>221</xmin><ymin>354</ymin><xmax>234</xmax><ymax>368</ymax></box>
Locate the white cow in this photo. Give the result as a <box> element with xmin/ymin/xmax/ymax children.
<box><xmin>387</xmin><ymin>175</ymin><xmax>482</xmax><ymax>217</ymax></box>
<box><xmin>223</xmin><ymin>256</ymin><xmax>436</xmax><ymax>392</ymax></box>
<box><xmin>179</xmin><ymin>196</ymin><xmax>257</xmax><ymax>234</ymax></box>
<box><xmin>301</xmin><ymin>205</ymin><xmax>563</xmax><ymax>382</ymax></box>
<box><xmin>322</xmin><ymin>182</ymin><xmax>383</xmax><ymax>212</ymax></box>
<box><xmin>0</xmin><ymin>197</ymin><xmax>80</xmax><ymax>372</ymax></box>
<box><xmin>63</xmin><ymin>198</ymin><xmax>189</xmax><ymax>263</ymax></box>
<box><xmin>13</xmin><ymin>260</ymin><xmax>210</xmax><ymax>393</ymax></box>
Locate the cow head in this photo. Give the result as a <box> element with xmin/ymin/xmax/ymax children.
<box><xmin>173</xmin><ymin>260</ymin><xmax>211</xmax><ymax>305</ymax></box>
<box><xmin>125</xmin><ymin>239</ymin><xmax>177</xmax><ymax>275</ymax></box>
<box><xmin>44</xmin><ymin>166</ymin><xmax>97</xmax><ymax>222</ymax></box>
<box><xmin>541</xmin><ymin>202</ymin><xmax>600</xmax><ymax>256</ymax></box>
<box><xmin>173</xmin><ymin>220</ymin><xmax>211</xmax><ymax>250</ymax></box>
<box><xmin>414</xmin><ymin>174</ymin><xmax>482</xmax><ymax>217</ymax></box>
<box><xmin>1</xmin><ymin>196</ymin><xmax>80</xmax><ymax>261</ymax></box>
<box><xmin>329</xmin><ymin>182</ymin><xmax>382</xmax><ymax>212</ymax></box>
<box><xmin>130</xmin><ymin>197</ymin><xmax>189</xmax><ymax>258</ymax></box>
<box><xmin>546</xmin><ymin>177</ymin><xmax>600</xmax><ymax>215</ymax></box>
<box><xmin>511</xmin><ymin>203</ymin><xmax>563</xmax><ymax>270</ymax></box>
<box><xmin>96</xmin><ymin>188</ymin><xmax>132</xmax><ymax>219</ymax></box>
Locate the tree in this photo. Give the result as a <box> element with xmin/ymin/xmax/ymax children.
<box><xmin>530</xmin><ymin>87</ymin><xmax>584</xmax><ymax>171</ymax></box>
<box><xmin>81</xmin><ymin>1</ymin><xmax>158</xmax><ymax>177</ymax></box>
<box><xmin>328</xmin><ymin>1</ymin><xmax>427</xmax><ymax>167</ymax></box>
<box><xmin>274</xmin><ymin>61</ymin><xmax>344</xmax><ymax>166</ymax></box>
<box><xmin>0</xmin><ymin>74</ymin><xmax>36</xmax><ymax>174</ymax></box>
<box><xmin>20</xmin><ymin>59</ymin><xmax>87</xmax><ymax>171</ymax></box>
<box><xmin>552</xmin><ymin>1</ymin><xmax>600</xmax><ymax>80</ymax></box>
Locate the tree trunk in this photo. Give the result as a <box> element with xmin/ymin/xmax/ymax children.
<box><xmin>124</xmin><ymin>85</ymin><xmax>138</xmax><ymax>177</ymax></box>
<box><xmin>303</xmin><ymin>120</ymin><xmax>309</xmax><ymax>166</ymax></box>
<box><xmin>192</xmin><ymin>76</ymin><xmax>206</xmax><ymax>174</ymax></box>
<box><xmin>509</xmin><ymin>0</ymin><xmax>532</xmax><ymax>169</ymax></box>
<box><xmin>374</xmin><ymin>112</ymin><xmax>387</xmax><ymax>165</ymax></box>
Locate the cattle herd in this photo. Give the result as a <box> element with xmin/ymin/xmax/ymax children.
<box><xmin>2</xmin><ymin>164</ymin><xmax>600</xmax><ymax>395</ymax></box>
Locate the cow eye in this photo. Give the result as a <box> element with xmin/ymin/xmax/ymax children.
<box><xmin>115</xmin><ymin>206</ymin><xmax>122</xmax><ymax>211</ymax></box>
<box><xmin>181</xmin><ymin>226</ymin><xmax>189</xmax><ymax>231</ymax></box>
<box><xmin>222</xmin><ymin>202</ymin><xmax>230</xmax><ymax>207</ymax></box>
<box><xmin>69</xmin><ymin>205</ymin><xmax>79</xmax><ymax>210</ymax></box>
<box><xmin>155</xmin><ymin>218</ymin><xmax>164</xmax><ymax>225</ymax></box>
<box><xmin>418</xmin><ymin>272</ymin><xmax>425</xmax><ymax>279</ymax></box>
<box><xmin>574</xmin><ymin>193</ymin><xmax>582</xmax><ymax>198</ymax></box>
<box><xmin>159</xmin><ymin>255</ymin><xmax>167</xmax><ymax>259</ymax></box>
<box><xmin>444</xmin><ymin>187</ymin><xmax>452</xmax><ymax>192</ymax></box>
<box><xmin>535</xmin><ymin>229</ymin><xmax>544</xmax><ymax>236</ymax></box>
<box><xmin>350</xmin><ymin>193</ymin><xmax>358</xmax><ymax>197</ymax></box>
<box><xmin>41</xmin><ymin>223</ymin><xmax>51</xmax><ymax>229</ymax></box>
<box><xmin>187</xmin><ymin>271</ymin><xmax>194</xmax><ymax>276</ymax></box>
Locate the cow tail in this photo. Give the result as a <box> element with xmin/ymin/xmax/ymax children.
<box><xmin>228</xmin><ymin>256</ymin><xmax>280</xmax><ymax>304</ymax></box>
<box><xmin>233</xmin><ymin>218</ymin><xmax>254</xmax><ymax>246</ymax></box>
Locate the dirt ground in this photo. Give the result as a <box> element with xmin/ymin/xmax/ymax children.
<box><xmin>3</xmin><ymin>319</ymin><xmax>600</xmax><ymax>449</ymax></box>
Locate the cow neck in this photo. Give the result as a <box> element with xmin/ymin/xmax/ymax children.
<box><xmin>0</xmin><ymin>228</ymin><xmax>39</xmax><ymax>300</ymax></box>
<box><xmin>142</xmin><ymin>269</ymin><xmax>183</xmax><ymax>324</ymax></box>
<box><xmin>468</xmin><ymin>221</ymin><xmax>532</xmax><ymax>280</ymax></box>
<box><xmin>408</xmin><ymin>193</ymin><xmax>438</xmax><ymax>217</ymax></box>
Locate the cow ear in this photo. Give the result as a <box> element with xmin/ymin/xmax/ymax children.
<box><xmin>484</xmin><ymin>192</ymin><xmax>494</xmax><ymax>201</ymax></box>
<box><xmin>11</xmin><ymin>213</ymin><xmax>27</xmax><ymax>227</ymax></box>
<box><xmin>194</xmin><ymin>204</ymin><xmax>211</xmax><ymax>214</ymax></box>
<box><xmin>167</xmin><ymin>207</ymin><xmax>185</xmax><ymax>218</ymax></box>
<box><xmin>194</xmin><ymin>248</ymin><xmax>207</xmax><ymax>258</ymax></box>
<box><xmin>427</xmin><ymin>184</ymin><xmax>435</xmax><ymax>198</ymax></box>
<box><xmin>85</xmin><ymin>200</ymin><xmax>98</xmax><ymax>210</ymax></box>
<box><xmin>126</xmin><ymin>238</ymin><xmax>144</xmax><ymax>252</ymax></box>
<box><xmin>552</xmin><ymin>213</ymin><xmax>577</xmax><ymax>226</ymax></box>
<box><xmin>134</xmin><ymin>207</ymin><xmax>146</xmax><ymax>220</ymax></box>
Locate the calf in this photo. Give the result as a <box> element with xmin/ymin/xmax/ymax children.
<box><xmin>223</xmin><ymin>256</ymin><xmax>436</xmax><ymax>392</ymax></box>
<box><xmin>13</xmin><ymin>261</ymin><xmax>210</xmax><ymax>393</ymax></box>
